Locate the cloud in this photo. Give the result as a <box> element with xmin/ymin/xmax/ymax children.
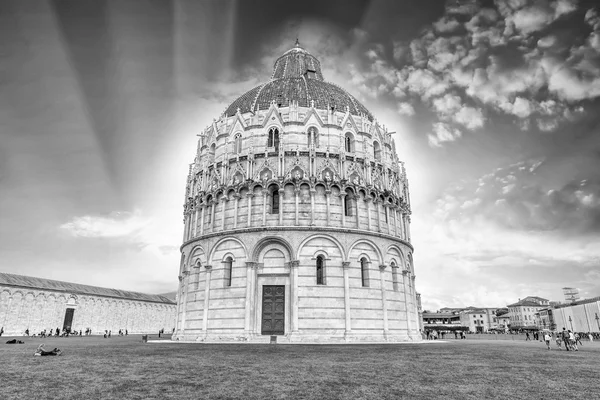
<box><xmin>60</xmin><ymin>210</ymin><xmax>150</xmax><ymax>238</ymax></box>
<box><xmin>454</xmin><ymin>106</ymin><xmax>485</xmax><ymax>129</ymax></box>
<box><xmin>342</xmin><ymin>0</ymin><xmax>600</xmax><ymax>145</ymax></box>
<box><xmin>397</xmin><ymin>102</ymin><xmax>415</xmax><ymax>116</ymax></box>
<box><xmin>433</xmin><ymin>16</ymin><xmax>461</xmax><ymax>33</ymax></box>
<box><xmin>434</xmin><ymin>159</ymin><xmax>600</xmax><ymax>233</ymax></box>
<box><xmin>59</xmin><ymin>209</ymin><xmax>181</xmax><ymax>256</ymax></box>
<box><xmin>428</xmin><ymin>122</ymin><xmax>462</xmax><ymax>147</ymax></box>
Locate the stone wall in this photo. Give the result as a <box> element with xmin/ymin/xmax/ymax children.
<box><xmin>175</xmin><ymin>230</ymin><xmax>420</xmax><ymax>342</ymax></box>
<box><xmin>0</xmin><ymin>287</ymin><xmax>176</xmax><ymax>336</ymax></box>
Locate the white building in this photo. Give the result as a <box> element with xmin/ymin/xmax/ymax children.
<box><xmin>507</xmin><ymin>296</ymin><xmax>549</xmax><ymax>329</ymax></box>
<box><xmin>173</xmin><ymin>41</ymin><xmax>419</xmax><ymax>343</ymax></box>
<box><xmin>552</xmin><ymin>297</ymin><xmax>600</xmax><ymax>332</ymax></box>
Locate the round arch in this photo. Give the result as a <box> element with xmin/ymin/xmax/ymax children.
<box><xmin>297</xmin><ymin>233</ymin><xmax>346</xmax><ymax>261</ymax></box>
<box><xmin>251</xmin><ymin>236</ymin><xmax>295</xmax><ymax>263</ymax></box>
<box><xmin>187</xmin><ymin>244</ymin><xmax>207</xmax><ymax>268</ymax></box>
<box><xmin>208</xmin><ymin>236</ymin><xmax>249</xmax><ymax>264</ymax></box>
<box><xmin>347</xmin><ymin>238</ymin><xmax>383</xmax><ymax>264</ymax></box>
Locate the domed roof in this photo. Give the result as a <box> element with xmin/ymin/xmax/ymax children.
<box><xmin>224</xmin><ymin>41</ymin><xmax>374</xmax><ymax>121</ymax></box>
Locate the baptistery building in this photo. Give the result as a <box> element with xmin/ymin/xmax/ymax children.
<box><xmin>174</xmin><ymin>41</ymin><xmax>419</xmax><ymax>342</ymax></box>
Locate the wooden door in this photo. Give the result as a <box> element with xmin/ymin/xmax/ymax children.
<box><xmin>261</xmin><ymin>285</ymin><xmax>285</xmax><ymax>335</ymax></box>
<box><xmin>63</xmin><ymin>308</ymin><xmax>75</xmax><ymax>332</ymax></box>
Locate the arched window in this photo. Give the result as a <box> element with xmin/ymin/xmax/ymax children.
<box><xmin>234</xmin><ymin>133</ymin><xmax>242</xmax><ymax>154</ymax></box>
<box><xmin>268</xmin><ymin>128</ymin><xmax>279</xmax><ymax>148</ymax></box>
<box><xmin>269</xmin><ymin>185</ymin><xmax>280</xmax><ymax>214</ymax></box>
<box><xmin>344</xmin><ymin>188</ymin><xmax>354</xmax><ymax>217</ymax></box>
<box><xmin>316</xmin><ymin>255</ymin><xmax>325</xmax><ymax>285</ymax></box>
<box><xmin>209</xmin><ymin>143</ymin><xmax>216</xmax><ymax>163</ymax></box>
<box><xmin>345</xmin><ymin>133</ymin><xmax>354</xmax><ymax>153</ymax></box>
<box><xmin>360</xmin><ymin>258</ymin><xmax>369</xmax><ymax>287</ymax></box>
<box><xmin>224</xmin><ymin>257</ymin><xmax>233</xmax><ymax>287</ymax></box>
<box><xmin>307</xmin><ymin>127</ymin><xmax>318</xmax><ymax>147</ymax></box>
<box><xmin>373</xmin><ymin>141</ymin><xmax>381</xmax><ymax>161</ymax></box>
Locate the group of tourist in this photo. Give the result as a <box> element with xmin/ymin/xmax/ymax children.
<box><xmin>424</xmin><ymin>330</ymin><xmax>467</xmax><ymax>340</ymax></box>
<box><xmin>541</xmin><ymin>328</ymin><xmax>596</xmax><ymax>351</ymax></box>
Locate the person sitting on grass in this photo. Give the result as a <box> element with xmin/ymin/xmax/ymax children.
<box><xmin>34</xmin><ymin>344</ymin><xmax>61</xmax><ymax>356</ymax></box>
<box><xmin>6</xmin><ymin>339</ymin><xmax>25</xmax><ymax>344</ymax></box>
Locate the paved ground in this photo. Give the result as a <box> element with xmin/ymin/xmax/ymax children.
<box><xmin>2</xmin><ymin>334</ymin><xmax>599</xmax><ymax>399</ymax></box>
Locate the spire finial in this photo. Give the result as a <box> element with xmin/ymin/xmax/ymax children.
<box><xmin>295</xmin><ymin>37</ymin><xmax>300</xmax><ymax>48</ymax></box>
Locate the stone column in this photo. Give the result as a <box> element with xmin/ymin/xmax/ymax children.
<box><xmin>210</xmin><ymin>200</ymin><xmax>216</xmax><ymax>232</ymax></box>
<box><xmin>246</xmin><ymin>193</ymin><xmax>253</xmax><ymax>227</ymax></box>
<box><xmin>340</xmin><ymin>193</ymin><xmax>346</xmax><ymax>227</ymax></box>
<box><xmin>199</xmin><ymin>205</ymin><xmax>205</xmax><ymax>236</ymax></box>
<box><xmin>385</xmin><ymin>205</ymin><xmax>391</xmax><ymax>235</ymax></box>
<box><xmin>365</xmin><ymin>198</ymin><xmax>372</xmax><ymax>231</ymax></box>
<box><xmin>279</xmin><ymin>188</ymin><xmax>284</xmax><ymax>225</ymax></box>
<box><xmin>375</xmin><ymin>200</ymin><xmax>382</xmax><ymax>232</ymax></box>
<box><xmin>193</xmin><ymin>203</ymin><xmax>199</xmax><ymax>238</ymax></box>
<box><xmin>342</xmin><ymin>261</ymin><xmax>351</xmax><ymax>339</ymax></box>
<box><xmin>310</xmin><ymin>188</ymin><xmax>316</xmax><ymax>225</ymax></box>
<box><xmin>411</xmin><ymin>274</ymin><xmax>418</xmax><ymax>335</ymax></box>
<box><xmin>355</xmin><ymin>194</ymin><xmax>360</xmax><ymax>229</ymax></box>
<box><xmin>179</xmin><ymin>271</ymin><xmax>190</xmax><ymax>335</ymax></box>
<box><xmin>286</xmin><ymin>260</ymin><xmax>300</xmax><ymax>334</ymax></box>
<box><xmin>391</xmin><ymin>206</ymin><xmax>398</xmax><ymax>236</ymax></box>
<box><xmin>294</xmin><ymin>188</ymin><xmax>300</xmax><ymax>225</ymax></box>
<box><xmin>379</xmin><ymin>264</ymin><xmax>389</xmax><ymax>339</ymax></box>
<box><xmin>233</xmin><ymin>195</ymin><xmax>239</xmax><ymax>229</ymax></box>
<box><xmin>202</xmin><ymin>265</ymin><xmax>212</xmax><ymax>337</ymax></box>
<box><xmin>325</xmin><ymin>190</ymin><xmax>331</xmax><ymax>226</ymax></box>
<box><xmin>244</xmin><ymin>262</ymin><xmax>256</xmax><ymax>335</ymax></box>
<box><xmin>402</xmin><ymin>270</ymin><xmax>412</xmax><ymax>336</ymax></box>
<box><xmin>221</xmin><ymin>197</ymin><xmax>228</xmax><ymax>231</ymax></box>
<box><xmin>174</xmin><ymin>278</ymin><xmax>182</xmax><ymax>334</ymax></box>
<box><xmin>262</xmin><ymin>189</ymin><xmax>268</xmax><ymax>226</ymax></box>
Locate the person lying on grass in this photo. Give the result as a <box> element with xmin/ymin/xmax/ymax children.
<box><xmin>34</xmin><ymin>344</ymin><xmax>62</xmax><ymax>356</ymax></box>
<box><xmin>6</xmin><ymin>339</ymin><xmax>25</xmax><ymax>344</ymax></box>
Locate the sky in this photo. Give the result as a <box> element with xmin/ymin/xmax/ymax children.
<box><xmin>1</xmin><ymin>0</ymin><xmax>599</xmax><ymax>311</ymax></box>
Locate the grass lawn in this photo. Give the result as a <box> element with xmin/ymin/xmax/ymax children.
<box><xmin>1</xmin><ymin>335</ymin><xmax>599</xmax><ymax>400</ymax></box>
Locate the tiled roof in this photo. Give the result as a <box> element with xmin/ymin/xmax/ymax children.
<box><xmin>507</xmin><ymin>301</ymin><xmax>543</xmax><ymax>307</ymax></box>
<box><xmin>0</xmin><ymin>273</ymin><xmax>175</xmax><ymax>304</ymax></box>
<box><xmin>224</xmin><ymin>77</ymin><xmax>373</xmax><ymax>121</ymax></box>
<box><xmin>224</xmin><ymin>43</ymin><xmax>373</xmax><ymax>121</ymax></box>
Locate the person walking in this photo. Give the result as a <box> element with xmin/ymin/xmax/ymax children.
<box><xmin>569</xmin><ymin>331</ymin><xmax>578</xmax><ymax>351</ymax></box>
<box><xmin>0</xmin><ymin>327</ymin><xmax>3</xmax><ymax>337</ymax></box>
<box><xmin>575</xmin><ymin>333</ymin><xmax>583</xmax><ymax>346</ymax></box>
<box><xmin>544</xmin><ymin>332</ymin><xmax>551</xmax><ymax>350</ymax></box>
<box><xmin>561</xmin><ymin>328</ymin><xmax>570</xmax><ymax>351</ymax></box>
<box><xmin>589</xmin><ymin>332</ymin><xmax>594</xmax><ymax>342</ymax></box>
<box><xmin>525</xmin><ymin>332</ymin><xmax>531</xmax><ymax>341</ymax></box>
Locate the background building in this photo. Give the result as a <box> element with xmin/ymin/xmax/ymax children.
<box><xmin>552</xmin><ymin>296</ymin><xmax>600</xmax><ymax>332</ymax></box>
<box><xmin>506</xmin><ymin>296</ymin><xmax>549</xmax><ymax>329</ymax></box>
<box><xmin>174</xmin><ymin>42</ymin><xmax>419</xmax><ymax>343</ymax></box>
<box><xmin>0</xmin><ymin>273</ymin><xmax>176</xmax><ymax>336</ymax></box>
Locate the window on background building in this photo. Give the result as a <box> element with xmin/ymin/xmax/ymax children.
<box><xmin>360</xmin><ymin>258</ymin><xmax>369</xmax><ymax>287</ymax></box>
<box><xmin>316</xmin><ymin>256</ymin><xmax>325</xmax><ymax>285</ymax></box>
<box><xmin>344</xmin><ymin>189</ymin><xmax>354</xmax><ymax>217</ymax></box>
<box><xmin>234</xmin><ymin>133</ymin><xmax>242</xmax><ymax>154</ymax></box>
<box><xmin>373</xmin><ymin>141</ymin><xmax>381</xmax><ymax>161</ymax></box>
<box><xmin>345</xmin><ymin>133</ymin><xmax>354</xmax><ymax>153</ymax></box>
<box><xmin>269</xmin><ymin>185</ymin><xmax>280</xmax><ymax>214</ymax></box>
<box><xmin>224</xmin><ymin>257</ymin><xmax>233</xmax><ymax>287</ymax></box>
<box><xmin>268</xmin><ymin>128</ymin><xmax>279</xmax><ymax>148</ymax></box>
<box><xmin>307</xmin><ymin>127</ymin><xmax>319</xmax><ymax>147</ymax></box>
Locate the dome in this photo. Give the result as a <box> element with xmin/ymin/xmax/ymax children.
<box><xmin>224</xmin><ymin>41</ymin><xmax>374</xmax><ymax>120</ymax></box>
